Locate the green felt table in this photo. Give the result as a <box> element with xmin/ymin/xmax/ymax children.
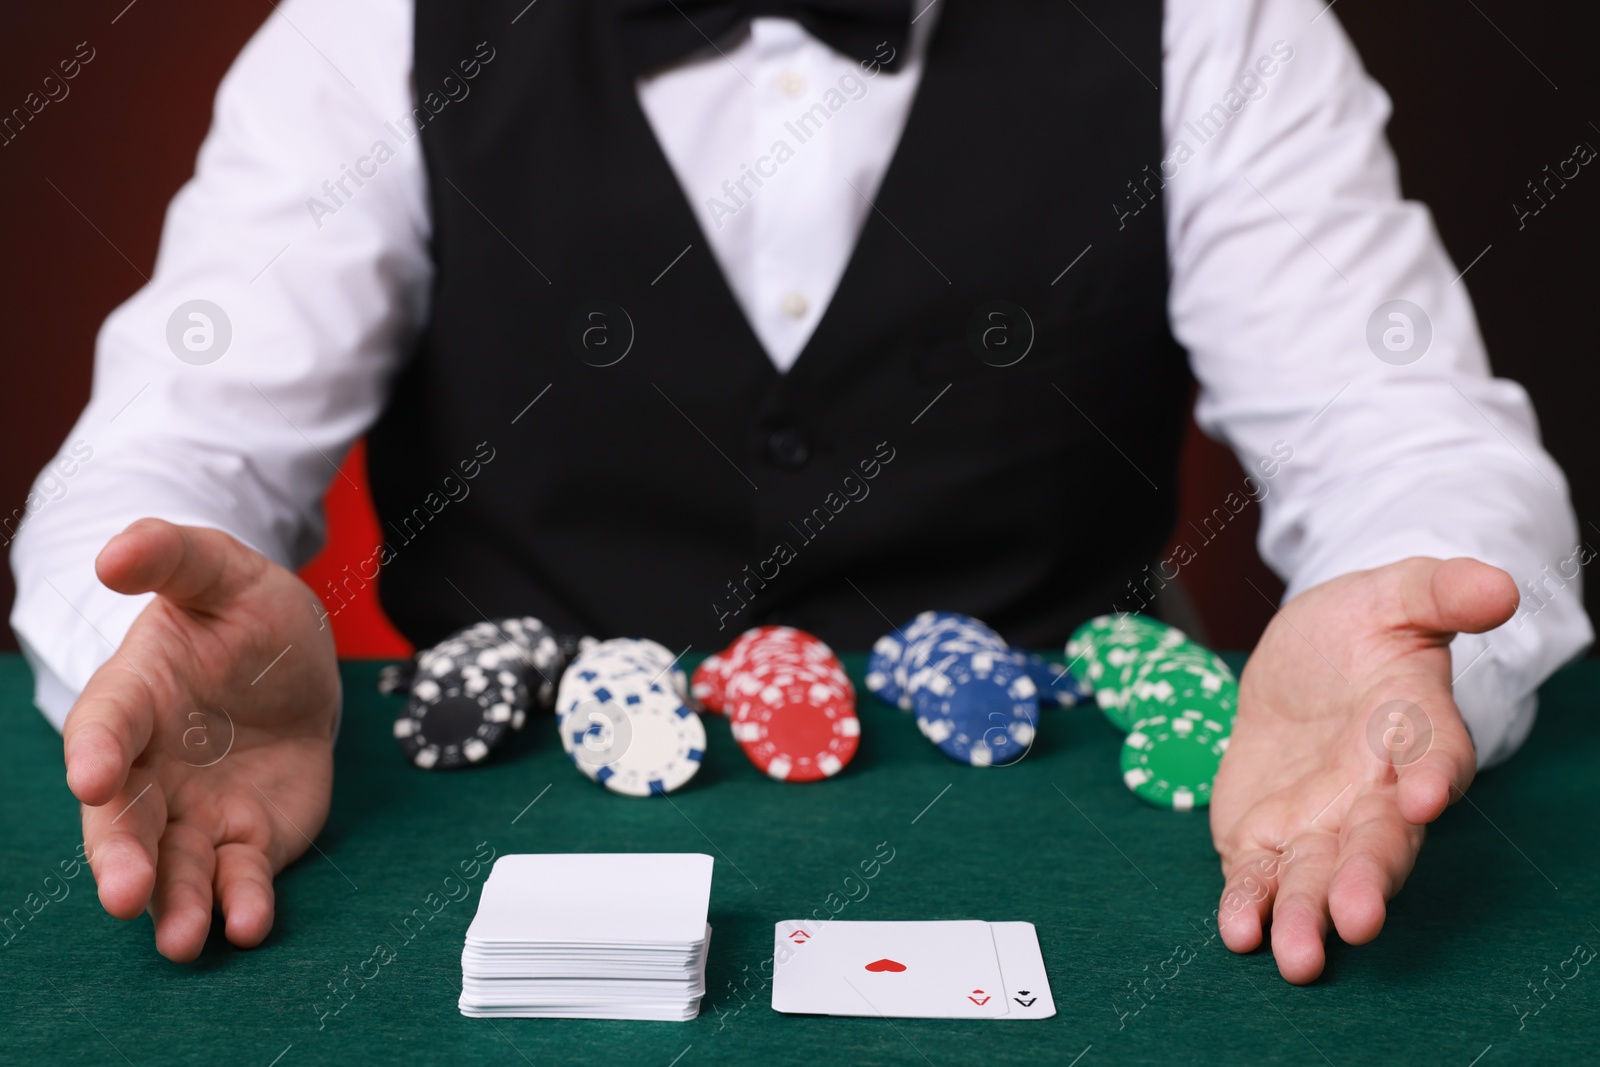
<box><xmin>2</xmin><ymin>651</ymin><xmax>1598</xmax><ymax>1067</ymax></box>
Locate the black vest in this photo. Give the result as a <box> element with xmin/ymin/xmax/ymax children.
<box><xmin>367</xmin><ymin>0</ymin><xmax>1191</xmax><ymax>651</ymax></box>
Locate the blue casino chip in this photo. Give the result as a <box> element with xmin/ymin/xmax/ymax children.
<box><xmin>886</xmin><ymin>611</ymin><xmax>1010</xmax><ymax>710</ymax></box>
<box><xmin>911</xmin><ymin>649</ymin><xmax>1040</xmax><ymax>767</ymax></box>
<box><xmin>1022</xmin><ymin>652</ymin><xmax>1089</xmax><ymax>708</ymax></box>
<box><xmin>865</xmin><ymin>632</ymin><xmax>908</xmax><ymax>706</ymax></box>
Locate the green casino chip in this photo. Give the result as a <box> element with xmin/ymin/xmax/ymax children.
<box><xmin>1116</xmin><ymin>651</ymin><xmax>1239</xmax><ymax>731</ymax></box>
<box><xmin>1121</xmin><ymin>712</ymin><xmax>1230</xmax><ymax>811</ymax></box>
<box><xmin>1139</xmin><ymin>640</ymin><xmax>1232</xmax><ymax>683</ymax></box>
<box><xmin>1065</xmin><ymin>613</ymin><xmax>1188</xmax><ymax>692</ymax></box>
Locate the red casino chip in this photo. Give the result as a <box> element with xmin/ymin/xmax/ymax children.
<box><xmin>726</xmin><ymin>625</ymin><xmax>823</xmax><ymax>665</ymax></box>
<box><xmin>726</xmin><ymin>664</ymin><xmax>860</xmax><ymax>782</ymax></box>
<box><xmin>735</xmin><ymin>630</ymin><xmax>850</xmax><ymax>684</ymax></box>
<box><xmin>701</xmin><ymin>626</ymin><xmax>848</xmax><ymax>710</ymax></box>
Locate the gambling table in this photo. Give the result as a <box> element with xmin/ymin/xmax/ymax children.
<box><xmin>2</xmin><ymin>651</ymin><xmax>1597</xmax><ymax>1066</ymax></box>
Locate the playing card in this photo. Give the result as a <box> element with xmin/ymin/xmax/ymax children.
<box><xmin>466</xmin><ymin>854</ymin><xmax>712</xmax><ymax>946</ymax></box>
<box><xmin>771</xmin><ymin>920</ymin><xmax>1009</xmax><ymax>1018</ymax></box>
<box><xmin>459</xmin><ymin>855</ymin><xmax>713</xmax><ymax>1021</ymax></box>
<box><xmin>990</xmin><ymin>922</ymin><xmax>1056</xmax><ymax>1019</ymax></box>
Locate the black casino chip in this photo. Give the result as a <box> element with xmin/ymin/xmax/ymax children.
<box><xmin>390</xmin><ymin>616</ymin><xmax>573</xmax><ymax>770</ymax></box>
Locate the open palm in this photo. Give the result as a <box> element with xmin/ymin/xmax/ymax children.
<box><xmin>63</xmin><ymin>520</ymin><xmax>340</xmax><ymax>962</ymax></box>
<box><xmin>1210</xmin><ymin>557</ymin><xmax>1518</xmax><ymax>983</ymax></box>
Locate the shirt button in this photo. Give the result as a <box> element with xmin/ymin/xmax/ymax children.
<box><xmin>780</xmin><ymin>291</ymin><xmax>809</xmax><ymax>319</ymax></box>
<box><xmin>767</xmin><ymin>427</ymin><xmax>811</xmax><ymax>469</ymax></box>
<box><xmin>776</xmin><ymin>69</ymin><xmax>807</xmax><ymax>98</ymax></box>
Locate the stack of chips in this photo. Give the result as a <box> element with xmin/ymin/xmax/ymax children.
<box><xmin>692</xmin><ymin>626</ymin><xmax>860</xmax><ymax>782</ymax></box>
<box><xmin>865</xmin><ymin>611</ymin><xmax>1086</xmax><ymax>767</ymax></box>
<box><xmin>556</xmin><ymin>638</ymin><xmax>706</xmax><ymax>797</ymax></box>
<box><xmin>1066</xmin><ymin>614</ymin><xmax>1238</xmax><ymax>811</ymax></box>
<box><xmin>391</xmin><ymin>617</ymin><xmax>571</xmax><ymax>770</ymax></box>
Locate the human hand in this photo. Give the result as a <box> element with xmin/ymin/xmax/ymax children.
<box><xmin>63</xmin><ymin>519</ymin><xmax>340</xmax><ymax>962</ymax></box>
<box><xmin>1210</xmin><ymin>557</ymin><xmax>1518</xmax><ymax>983</ymax></box>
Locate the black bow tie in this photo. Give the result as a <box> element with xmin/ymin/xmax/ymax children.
<box><xmin>616</xmin><ymin>0</ymin><xmax>912</xmax><ymax>79</ymax></box>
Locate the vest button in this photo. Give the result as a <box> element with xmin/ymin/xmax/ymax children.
<box><xmin>767</xmin><ymin>428</ymin><xmax>810</xmax><ymax>469</ymax></box>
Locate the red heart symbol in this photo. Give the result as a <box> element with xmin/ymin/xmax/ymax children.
<box><xmin>864</xmin><ymin>958</ymin><xmax>907</xmax><ymax>973</ymax></box>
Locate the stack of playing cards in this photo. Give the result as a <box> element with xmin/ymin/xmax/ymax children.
<box><xmin>771</xmin><ymin>920</ymin><xmax>1055</xmax><ymax>1019</ymax></box>
<box><xmin>459</xmin><ymin>853</ymin><xmax>713</xmax><ymax>1020</ymax></box>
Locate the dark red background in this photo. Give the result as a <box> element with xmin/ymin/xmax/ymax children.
<box><xmin>2</xmin><ymin>1</ymin><xmax>1595</xmax><ymax>658</ymax></box>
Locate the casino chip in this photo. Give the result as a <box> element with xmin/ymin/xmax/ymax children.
<box><xmin>1066</xmin><ymin>613</ymin><xmax>1187</xmax><ymax>690</ymax></box>
<box><xmin>1065</xmin><ymin>614</ymin><xmax>1213</xmax><ymax>730</ymax></box>
<box><xmin>393</xmin><ymin>616</ymin><xmax>572</xmax><ymax>770</ymax></box>
<box><xmin>1121</xmin><ymin>712</ymin><xmax>1230</xmax><ymax>811</ymax></box>
<box><xmin>690</xmin><ymin>652</ymin><xmax>729</xmax><ymax>712</ymax></box>
<box><xmin>1067</xmin><ymin>612</ymin><xmax>1184</xmax><ymax>661</ymax></box>
<box><xmin>556</xmin><ymin>638</ymin><xmax>706</xmax><ymax>796</ymax></box>
<box><xmin>866</xmin><ymin>611</ymin><xmax>1069</xmax><ymax>766</ymax></box>
<box><xmin>703</xmin><ymin>627</ymin><xmax>860</xmax><ymax>782</ymax></box>
<box><xmin>1022</xmin><ymin>651</ymin><xmax>1088</xmax><ymax>709</ymax></box>
<box><xmin>726</xmin><ymin>664</ymin><xmax>859</xmax><ymax>781</ymax></box>
<box><xmin>696</xmin><ymin>626</ymin><xmax>843</xmax><ymax>714</ymax></box>
<box><xmin>394</xmin><ymin>670</ymin><xmax>525</xmax><ymax>770</ymax></box>
<box><xmin>911</xmin><ymin>649</ymin><xmax>1038</xmax><ymax>767</ymax></box>
<box><xmin>1058</xmin><ymin>612</ymin><xmax>1240</xmax><ymax>810</ymax></box>
<box><xmin>1120</xmin><ymin>655</ymin><xmax>1238</xmax><ymax>733</ymax></box>
<box><xmin>877</xmin><ymin>611</ymin><xmax>1012</xmax><ymax>712</ymax></box>
<box><xmin>865</xmin><ymin>632</ymin><xmax>908</xmax><ymax>706</ymax></box>
<box><xmin>566</xmin><ymin>691</ymin><xmax>706</xmax><ymax>797</ymax></box>
<box><xmin>377</xmin><ymin>660</ymin><xmax>414</xmax><ymax>695</ymax></box>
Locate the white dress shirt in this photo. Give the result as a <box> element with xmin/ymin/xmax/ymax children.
<box><xmin>10</xmin><ymin>0</ymin><xmax>1590</xmax><ymax>767</ymax></box>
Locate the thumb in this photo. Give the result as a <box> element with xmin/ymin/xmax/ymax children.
<box><xmin>1394</xmin><ymin>557</ymin><xmax>1519</xmax><ymax>638</ymax></box>
<box><xmin>95</xmin><ymin>519</ymin><xmax>267</xmax><ymax>617</ymax></box>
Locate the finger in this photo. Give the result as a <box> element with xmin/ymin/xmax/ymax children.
<box><xmin>1327</xmin><ymin>793</ymin><xmax>1422</xmax><ymax>946</ymax></box>
<box><xmin>150</xmin><ymin>821</ymin><xmax>216</xmax><ymax>963</ymax></box>
<box><xmin>1268</xmin><ymin>830</ymin><xmax>1341</xmax><ymax>985</ymax></box>
<box><xmin>81</xmin><ymin>772</ymin><xmax>167</xmax><ymax>920</ymax></box>
<box><xmin>1216</xmin><ymin>846</ymin><xmax>1292</xmax><ymax>954</ymax></box>
<box><xmin>1394</xmin><ymin>557</ymin><xmax>1518</xmax><ymax>637</ymax></box>
<box><xmin>215</xmin><ymin>842</ymin><xmax>275</xmax><ymax>949</ymax></box>
<box><xmin>95</xmin><ymin>518</ymin><xmax>264</xmax><ymax>616</ymax></box>
<box><xmin>1395</xmin><ymin>690</ymin><xmax>1477</xmax><ymax>825</ymax></box>
<box><xmin>62</xmin><ymin>663</ymin><xmax>160</xmax><ymax>807</ymax></box>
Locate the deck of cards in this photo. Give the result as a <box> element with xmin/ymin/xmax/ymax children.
<box><xmin>771</xmin><ymin>920</ymin><xmax>1055</xmax><ymax>1019</ymax></box>
<box><xmin>459</xmin><ymin>853</ymin><xmax>713</xmax><ymax>1020</ymax></box>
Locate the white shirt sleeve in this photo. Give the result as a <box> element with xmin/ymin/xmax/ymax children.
<box><xmin>1162</xmin><ymin>0</ymin><xmax>1593</xmax><ymax>766</ymax></box>
<box><xmin>13</xmin><ymin>0</ymin><xmax>1588</xmax><ymax>768</ymax></box>
<box><xmin>7</xmin><ymin>0</ymin><xmax>430</xmax><ymax>729</ymax></box>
